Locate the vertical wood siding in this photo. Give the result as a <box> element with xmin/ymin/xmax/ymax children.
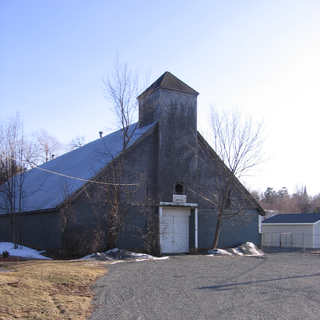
<box><xmin>198</xmin><ymin>209</ymin><xmax>260</xmax><ymax>248</ymax></box>
<box><xmin>0</xmin><ymin>211</ymin><xmax>61</xmax><ymax>250</ymax></box>
<box><xmin>117</xmin><ymin>210</ymin><xmax>147</xmax><ymax>250</ymax></box>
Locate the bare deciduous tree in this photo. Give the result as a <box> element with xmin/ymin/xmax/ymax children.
<box><xmin>68</xmin><ymin>134</ymin><xmax>86</xmax><ymax>151</ymax></box>
<box><xmin>0</xmin><ymin>113</ymin><xmax>35</xmax><ymax>248</ymax></box>
<box><xmin>310</xmin><ymin>193</ymin><xmax>320</xmax><ymax>213</ymax></box>
<box><xmin>99</xmin><ymin>59</ymin><xmax>151</xmax><ymax>249</ymax></box>
<box><xmin>32</xmin><ymin>129</ymin><xmax>64</xmax><ymax>163</ymax></box>
<box><xmin>102</xmin><ymin>58</ymin><xmax>143</xmax><ymax>149</ymax></box>
<box><xmin>209</xmin><ymin>107</ymin><xmax>265</xmax><ymax>178</ymax></box>
<box><xmin>200</xmin><ymin>106</ymin><xmax>265</xmax><ymax>249</ymax></box>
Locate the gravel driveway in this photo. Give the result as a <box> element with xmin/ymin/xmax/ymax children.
<box><xmin>89</xmin><ymin>252</ymin><xmax>320</xmax><ymax>319</ymax></box>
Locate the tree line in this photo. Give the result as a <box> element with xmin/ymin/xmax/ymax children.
<box><xmin>251</xmin><ymin>186</ymin><xmax>320</xmax><ymax>215</ymax></box>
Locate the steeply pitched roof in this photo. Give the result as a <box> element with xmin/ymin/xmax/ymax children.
<box><xmin>0</xmin><ymin>122</ymin><xmax>156</xmax><ymax>214</ymax></box>
<box><xmin>262</xmin><ymin>213</ymin><xmax>320</xmax><ymax>224</ymax></box>
<box><xmin>138</xmin><ymin>71</ymin><xmax>199</xmax><ymax>98</ymax></box>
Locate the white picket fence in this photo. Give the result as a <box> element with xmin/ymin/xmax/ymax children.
<box><xmin>262</xmin><ymin>232</ymin><xmax>320</xmax><ymax>251</ymax></box>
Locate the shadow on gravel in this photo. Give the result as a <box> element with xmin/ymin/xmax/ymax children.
<box><xmin>197</xmin><ymin>273</ymin><xmax>320</xmax><ymax>291</ymax></box>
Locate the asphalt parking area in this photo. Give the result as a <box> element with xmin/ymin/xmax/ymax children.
<box><xmin>89</xmin><ymin>252</ymin><xmax>320</xmax><ymax>320</ymax></box>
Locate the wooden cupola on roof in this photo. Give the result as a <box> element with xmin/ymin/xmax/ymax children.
<box><xmin>138</xmin><ymin>72</ymin><xmax>199</xmax><ymax>127</ymax></box>
<box><xmin>138</xmin><ymin>71</ymin><xmax>199</xmax><ymax>99</ymax></box>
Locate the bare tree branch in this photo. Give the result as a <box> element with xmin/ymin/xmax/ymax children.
<box><xmin>97</xmin><ymin>59</ymin><xmax>152</xmax><ymax>249</ymax></box>
<box><xmin>209</xmin><ymin>106</ymin><xmax>266</xmax><ymax>178</ymax></box>
<box><xmin>197</xmin><ymin>106</ymin><xmax>266</xmax><ymax>248</ymax></box>
<box><xmin>0</xmin><ymin>113</ymin><xmax>35</xmax><ymax>248</ymax></box>
<box><xmin>68</xmin><ymin>134</ymin><xmax>86</xmax><ymax>150</ymax></box>
<box><xmin>32</xmin><ymin>129</ymin><xmax>64</xmax><ymax>163</ymax></box>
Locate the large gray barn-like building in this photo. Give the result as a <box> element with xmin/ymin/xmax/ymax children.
<box><xmin>0</xmin><ymin>72</ymin><xmax>264</xmax><ymax>256</ymax></box>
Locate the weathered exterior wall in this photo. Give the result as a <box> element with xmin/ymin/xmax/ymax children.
<box><xmin>139</xmin><ymin>86</ymin><xmax>198</xmax><ymax>204</ymax></box>
<box><xmin>139</xmin><ymin>89</ymin><xmax>160</xmax><ymax>127</ymax></box>
<box><xmin>0</xmin><ymin>215</ymin><xmax>13</xmax><ymax>242</ymax></box>
<box><xmin>198</xmin><ymin>209</ymin><xmax>261</xmax><ymax>248</ymax></box>
<box><xmin>65</xmin><ymin>129</ymin><xmax>159</xmax><ymax>255</ymax></box>
<box><xmin>157</xmin><ymin>90</ymin><xmax>198</xmax><ymax>204</ymax></box>
<box><xmin>0</xmin><ymin>210</ymin><xmax>61</xmax><ymax>251</ymax></box>
<box><xmin>21</xmin><ymin>211</ymin><xmax>61</xmax><ymax>250</ymax></box>
<box><xmin>60</xmin><ymin>203</ymin><xmax>152</xmax><ymax>255</ymax></box>
<box><xmin>196</xmin><ymin>136</ymin><xmax>254</xmax><ymax>209</ymax></box>
<box><xmin>116</xmin><ymin>210</ymin><xmax>147</xmax><ymax>250</ymax></box>
<box><xmin>194</xmin><ymin>135</ymin><xmax>262</xmax><ymax>248</ymax></box>
<box><xmin>119</xmin><ymin>126</ymin><xmax>158</xmax><ymax>204</ymax></box>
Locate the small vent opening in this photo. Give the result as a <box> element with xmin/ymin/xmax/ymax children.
<box><xmin>175</xmin><ymin>183</ymin><xmax>184</xmax><ymax>194</ymax></box>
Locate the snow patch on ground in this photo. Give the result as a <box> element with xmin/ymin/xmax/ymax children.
<box><xmin>207</xmin><ymin>249</ymin><xmax>233</xmax><ymax>256</ymax></box>
<box><xmin>207</xmin><ymin>242</ymin><xmax>264</xmax><ymax>257</ymax></box>
<box><xmin>81</xmin><ymin>248</ymin><xmax>169</xmax><ymax>262</ymax></box>
<box><xmin>0</xmin><ymin>242</ymin><xmax>51</xmax><ymax>260</ymax></box>
<box><xmin>0</xmin><ymin>241</ymin><xmax>263</xmax><ymax>261</ymax></box>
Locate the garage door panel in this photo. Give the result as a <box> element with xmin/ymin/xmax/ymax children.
<box><xmin>162</xmin><ymin>216</ymin><xmax>173</xmax><ymax>233</ymax></box>
<box><xmin>174</xmin><ymin>221</ymin><xmax>189</xmax><ymax>234</ymax></box>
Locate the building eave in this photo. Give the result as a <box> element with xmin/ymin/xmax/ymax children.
<box><xmin>160</xmin><ymin>202</ymin><xmax>198</xmax><ymax>208</ymax></box>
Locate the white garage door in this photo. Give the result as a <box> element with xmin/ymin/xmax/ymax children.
<box><xmin>160</xmin><ymin>207</ymin><xmax>190</xmax><ymax>253</ymax></box>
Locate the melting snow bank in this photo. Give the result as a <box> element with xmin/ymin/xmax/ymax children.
<box><xmin>81</xmin><ymin>248</ymin><xmax>169</xmax><ymax>262</ymax></box>
<box><xmin>0</xmin><ymin>242</ymin><xmax>51</xmax><ymax>260</ymax></box>
<box><xmin>207</xmin><ymin>242</ymin><xmax>264</xmax><ymax>257</ymax></box>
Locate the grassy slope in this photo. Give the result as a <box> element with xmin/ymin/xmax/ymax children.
<box><xmin>0</xmin><ymin>260</ymin><xmax>109</xmax><ymax>320</ymax></box>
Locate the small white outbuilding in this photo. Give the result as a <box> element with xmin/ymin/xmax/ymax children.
<box><xmin>262</xmin><ymin>213</ymin><xmax>320</xmax><ymax>249</ymax></box>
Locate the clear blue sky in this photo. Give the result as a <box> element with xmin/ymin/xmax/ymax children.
<box><xmin>1</xmin><ymin>0</ymin><xmax>319</xmax><ymax>195</ymax></box>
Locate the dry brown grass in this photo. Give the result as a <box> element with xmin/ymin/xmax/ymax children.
<box><xmin>0</xmin><ymin>259</ymin><xmax>110</xmax><ymax>320</ymax></box>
